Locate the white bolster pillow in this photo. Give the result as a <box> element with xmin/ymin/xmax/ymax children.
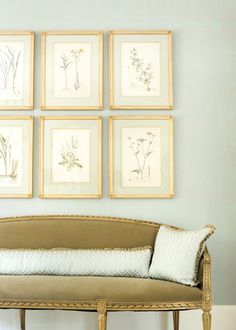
<box><xmin>0</xmin><ymin>247</ymin><xmax>152</xmax><ymax>278</ymax></box>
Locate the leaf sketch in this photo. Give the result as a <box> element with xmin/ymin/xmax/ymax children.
<box><xmin>0</xmin><ymin>46</ymin><xmax>21</xmax><ymax>96</ymax></box>
<box><xmin>128</xmin><ymin>131</ymin><xmax>155</xmax><ymax>182</ymax></box>
<box><xmin>0</xmin><ymin>132</ymin><xmax>18</xmax><ymax>180</ymax></box>
<box><xmin>59</xmin><ymin>53</ymin><xmax>72</xmax><ymax>90</ymax></box>
<box><xmin>58</xmin><ymin>48</ymin><xmax>84</xmax><ymax>93</ymax></box>
<box><xmin>71</xmin><ymin>49</ymin><xmax>84</xmax><ymax>91</ymax></box>
<box><xmin>58</xmin><ymin>136</ymin><xmax>83</xmax><ymax>171</ymax></box>
<box><xmin>129</xmin><ymin>48</ymin><xmax>154</xmax><ymax>91</ymax></box>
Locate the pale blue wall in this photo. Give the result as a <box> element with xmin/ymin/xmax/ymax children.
<box><xmin>0</xmin><ymin>0</ymin><xmax>235</xmax><ymax>306</ymax></box>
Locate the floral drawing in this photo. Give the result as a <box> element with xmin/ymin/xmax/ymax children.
<box><xmin>128</xmin><ymin>131</ymin><xmax>155</xmax><ymax>182</ymax></box>
<box><xmin>59</xmin><ymin>48</ymin><xmax>84</xmax><ymax>92</ymax></box>
<box><xmin>71</xmin><ymin>48</ymin><xmax>84</xmax><ymax>91</ymax></box>
<box><xmin>129</xmin><ymin>48</ymin><xmax>154</xmax><ymax>92</ymax></box>
<box><xmin>0</xmin><ymin>132</ymin><xmax>18</xmax><ymax>180</ymax></box>
<box><xmin>0</xmin><ymin>46</ymin><xmax>21</xmax><ymax>96</ymax></box>
<box><xmin>59</xmin><ymin>53</ymin><xmax>72</xmax><ymax>90</ymax></box>
<box><xmin>58</xmin><ymin>136</ymin><xmax>83</xmax><ymax>171</ymax></box>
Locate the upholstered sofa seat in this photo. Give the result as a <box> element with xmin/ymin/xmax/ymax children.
<box><xmin>0</xmin><ymin>276</ymin><xmax>202</xmax><ymax>307</ymax></box>
<box><xmin>0</xmin><ymin>215</ymin><xmax>212</xmax><ymax>330</ymax></box>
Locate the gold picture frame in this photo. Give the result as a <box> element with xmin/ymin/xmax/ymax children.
<box><xmin>0</xmin><ymin>116</ymin><xmax>33</xmax><ymax>198</ymax></box>
<box><xmin>41</xmin><ymin>31</ymin><xmax>103</xmax><ymax>110</ymax></box>
<box><xmin>109</xmin><ymin>30</ymin><xmax>173</xmax><ymax>110</ymax></box>
<box><xmin>109</xmin><ymin>116</ymin><xmax>174</xmax><ymax>198</ymax></box>
<box><xmin>0</xmin><ymin>31</ymin><xmax>34</xmax><ymax>110</ymax></box>
<box><xmin>39</xmin><ymin>116</ymin><xmax>102</xmax><ymax>198</ymax></box>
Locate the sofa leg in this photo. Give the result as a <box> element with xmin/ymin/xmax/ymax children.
<box><xmin>97</xmin><ymin>300</ymin><xmax>107</xmax><ymax>330</ymax></box>
<box><xmin>202</xmin><ymin>311</ymin><xmax>211</xmax><ymax>330</ymax></box>
<box><xmin>19</xmin><ymin>309</ymin><xmax>26</xmax><ymax>330</ymax></box>
<box><xmin>173</xmin><ymin>310</ymin><xmax>179</xmax><ymax>330</ymax></box>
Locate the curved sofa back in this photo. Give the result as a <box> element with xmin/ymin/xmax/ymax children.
<box><xmin>0</xmin><ymin>215</ymin><xmax>159</xmax><ymax>249</ymax></box>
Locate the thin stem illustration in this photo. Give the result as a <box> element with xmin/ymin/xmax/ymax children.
<box><xmin>0</xmin><ymin>46</ymin><xmax>21</xmax><ymax>95</ymax></box>
<box><xmin>130</xmin><ymin>48</ymin><xmax>154</xmax><ymax>91</ymax></box>
<box><xmin>0</xmin><ymin>50</ymin><xmax>11</xmax><ymax>89</ymax></box>
<box><xmin>59</xmin><ymin>53</ymin><xmax>72</xmax><ymax>89</ymax></box>
<box><xmin>6</xmin><ymin>46</ymin><xmax>21</xmax><ymax>93</ymax></box>
<box><xmin>71</xmin><ymin>49</ymin><xmax>84</xmax><ymax>91</ymax></box>
<box><xmin>0</xmin><ymin>132</ymin><xmax>15</xmax><ymax>178</ymax></box>
<box><xmin>128</xmin><ymin>132</ymin><xmax>155</xmax><ymax>182</ymax></box>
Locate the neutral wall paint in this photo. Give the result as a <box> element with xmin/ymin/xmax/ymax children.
<box><xmin>0</xmin><ymin>0</ymin><xmax>235</xmax><ymax>312</ymax></box>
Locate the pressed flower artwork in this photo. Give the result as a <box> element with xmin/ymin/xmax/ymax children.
<box><xmin>41</xmin><ymin>32</ymin><xmax>103</xmax><ymax>110</ymax></box>
<box><xmin>109</xmin><ymin>31</ymin><xmax>173</xmax><ymax>109</ymax></box>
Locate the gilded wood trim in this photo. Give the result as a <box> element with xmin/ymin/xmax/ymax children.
<box><xmin>29</xmin><ymin>32</ymin><xmax>35</xmax><ymax>109</ymax></box>
<box><xmin>0</xmin><ymin>214</ymin><xmax>160</xmax><ymax>228</ymax></box>
<box><xmin>173</xmin><ymin>310</ymin><xmax>179</xmax><ymax>330</ymax></box>
<box><xmin>19</xmin><ymin>309</ymin><xmax>25</xmax><ymax>330</ymax></box>
<box><xmin>109</xmin><ymin>30</ymin><xmax>172</xmax><ymax>35</ymax></box>
<box><xmin>0</xmin><ymin>300</ymin><xmax>202</xmax><ymax>311</ymax></box>
<box><xmin>202</xmin><ymin>247</ymin><xmax>212</xmax><ymax>313</ymax></box>
<box><xmin>40</xmin><ymin>32</ymin><xmax>46</xmax><ymax>110</ymax></box>
<box><xmin>97</xmin><ymin>300</ymin><xmax>107</xmax><ymax>330</ymax></box>
<box><xmin>202</xmin><ymin>311</ymin><xmax>211</xmax><ymax>330</ymax></box>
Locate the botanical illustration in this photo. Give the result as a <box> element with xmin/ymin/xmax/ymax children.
<box><xmin>121</xmin><ymin>42</ymin><xmax>161</xmax><ymax>97</ymax></box>
<box><xmin>52</xmin><ymin>128</ymin><xmax>90</xmax><ymax>183</ymax></box>
<box><xmin>0</xmin><ymin>42</ymin><xmax>24</xmax><ymax>100</ymax></box>
<box><xmin>58</xmin><ymin>136</ymin><xmax>83</xmax><ymax>171</ymax></box>
<box><xmin>129</xmin><ymin>48</ymin><xmax>154</xmax><ymax>92</ymax></box>
<box><xmin>122</xmin><ymin>127</ymin><xmax>162</xmax><ymax>187</ymax></box>
<box><xmin>0</xmin><ymin>126</ymin><xmax>23</xmax><ymax>187</ymax></box>
<box><xmin>53</xmin><ymin>43</ymin><xmax>91</xmax><ymax>98</ymax></box>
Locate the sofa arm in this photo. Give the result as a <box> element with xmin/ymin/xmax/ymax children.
<box><xmin>199</xmin><ymin>247</ymin><xmax>212</xmax><ymax>312</ymax></box>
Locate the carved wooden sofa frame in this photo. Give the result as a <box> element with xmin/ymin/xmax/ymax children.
<box><xmin>0</xmin><ymin>215</ymin><xmax>212</xmax><ymax>330</ymax></box>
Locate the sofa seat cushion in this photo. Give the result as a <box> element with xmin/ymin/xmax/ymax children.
<box><xmin>0</xmin><ymin>276</ymin><xmax>202</xmax><ymax>305</ymax></box>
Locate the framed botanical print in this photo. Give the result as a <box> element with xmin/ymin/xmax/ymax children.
<box><xmin>109</xmin><ymin>116</ymin><xmax>174</xmax><ymax>198</ymax></box>
<box><xmin>109</xmin><ymin>31</ymin><xmax>173</xmax><ymax>110</ymax></box>
<box><xmin>0</xmin><ymin>116</ymin><xmax>33</xmax><ymax>198</ymax></box>
<box><xmin>39</xmin><ymin>116</ymin><xmax>102</xmax><ymax>198</ymax></box>
<box><xmin>0</xmin><ymin>32</ymin><xmax>34</xmax><ymax>109</ymax></box>
<box><xmin>41</xmin><ymin>31</ymin><xmax>103</xmax><ymax>110</ymax></box>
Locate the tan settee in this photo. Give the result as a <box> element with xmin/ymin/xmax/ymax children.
<box><xmin>0</xmin><ymin>215</ymin><xmax>212</xmax><ymax>330</ymax></box>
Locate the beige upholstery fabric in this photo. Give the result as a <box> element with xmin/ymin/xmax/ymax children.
<box><xmin>0</xmin><ymin>216</ymin><xmax>158</xmax><ymax>249</ymax></box>
<box><xmin>0</xmin><ymin>276</ymin><xmax>202</xmax><ymax>304</ymax></box>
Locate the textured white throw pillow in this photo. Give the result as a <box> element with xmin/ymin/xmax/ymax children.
<box><xmin>149</xmin><ymin>225</ymin><xmax>215</xmax><ymax>286</ymax></box>
<box><xmin>0</xmin><ymin>247</ymin><xmax>152</xmax><ymax>278</ymax></box>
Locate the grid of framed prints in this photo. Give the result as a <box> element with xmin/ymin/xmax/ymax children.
<box><xmin>0</xmin><ymin>116</ymin><xmax>33</xmax><ymax>198</ymax></box>
<box><xmin>41</xmin><ymin>31</ymin><xmax>103</xmax><ymax>110</ymax></box>
<box><xmin>109</xmin><ymin>116</ymin><xmax>174</xmax><ymax>198</ymax></box>
<box><xmin>109</xmin><ymin>31</ymin><xmax>173</xmax><ymax>110</ymax></box>
<box><xmin>0</xmin><ymin>32</ymin><xmax>34</xmax><ymax>109</ymax></box>
<box><xmin>0</xmin><ymin>29</ymin><xmax>175</xmax><ymax>199</ymax></box>
<box><xmin>39</xmin><ymin>116</ymin><xmax>102</xmax><ymax>198</ymax></box>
